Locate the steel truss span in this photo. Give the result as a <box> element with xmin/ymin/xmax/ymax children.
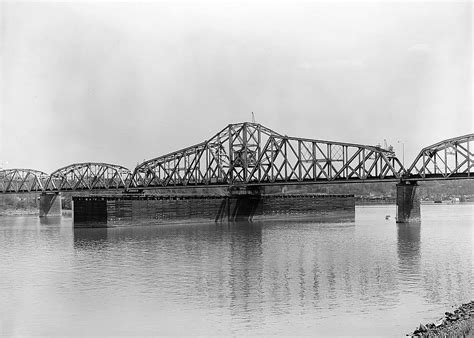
<box><xmin>0</xmin><ymin>169</ymin><xmax>50</xmax><ymax>193</ymax></box>
<box><xmin>2</xmin><ymin>124</ymin><xmax>471</xmax><ymax>194</ymax></box>
<box><xmin>131</xmin><ymin>122</ymin><xmax>405</xmax><ymax>189</ymax></box>
<box><xmin>406</xmin><ymin>134</ymin><xmax>474</xmax><ymax>180</ymax></box>
<box><xmin>44</xmin><ymin>163</ymin><xmax>132</xmax><ymax>191</ymax></box>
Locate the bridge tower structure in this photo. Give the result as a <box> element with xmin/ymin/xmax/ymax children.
<box><xmin>130</xmin><ymin>122</ymin><xmax>405</xmax><ymax>222</ymax></box>
<box><xmin>130</xmin><ymin>122</ymin><xmax>405</xmax><ymax>189</ymax></box>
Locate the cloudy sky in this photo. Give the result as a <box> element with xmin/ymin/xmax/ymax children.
<box><xmin>0</xmin><ymin>1</ymin><xmax>472</xmax><ymax>173</ymax></box>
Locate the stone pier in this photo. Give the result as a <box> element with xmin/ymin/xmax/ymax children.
<box><xmin>39</xmin><ymin>192</ymin><xmax>62</xmax><ymax>217</ymax></box>
<box><xmin>396</xmin><ymin>181</ymin><xmax>420</xmax><ymax>223</ymax></box>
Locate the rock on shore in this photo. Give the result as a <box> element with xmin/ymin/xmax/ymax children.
<box><xmin>409</xmin><ymin>301</ymin><xmax>474</xmax><ymax>337</ymax></box>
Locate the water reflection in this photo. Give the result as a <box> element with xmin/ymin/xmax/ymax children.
<box><xmin>1</xmin><ymin>206</ymin><xmax>473</xmax><ymax>335</ymax></box>
<box><xmin>39</xmin><ymin>216</ymin><xmax>63</xmax><ymax>226</ymax></box>
<box><xmin>71</xmin><ymin>216</ymin><xmax>401</xmax><ymax>322</ymax></box>
<box><xmin>73</xmin><ymin>220</ymin><xmax>107</xmax><ymax>228</ymax></box>
<box><xmin>74</xmin><ymin>228</ymin><xmax>109</xmax><ymax>248</ymax></box>
<box><xmin>397</xmin><ymin>222</ymin><xmax>421</xmax><ymax>280</ymax></box>
<box><xmin>227</xmin><ymin>222</ymin><xmax>263</xmax><ymax>327</ymax></box>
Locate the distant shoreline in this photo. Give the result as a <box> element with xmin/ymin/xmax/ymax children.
<box><xmin>1</xmin><ymin>202</ymin><xmax>473</xmax><ymax>216</ymax></box>
<box><xmin>0</xmin><ymin>209</ymin><xmax>38</xmax><ymax>216</ymax></box>
<box><xmin>0</xmin><ymin>209</ymin><xmax>72</xmax><ymax>216</ymax></box>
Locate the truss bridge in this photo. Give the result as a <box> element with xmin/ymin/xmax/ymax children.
<box><xmin>131</xmin><ymin>122</ymin><xmax>406</xmax><ymax>189</ymax></box>
<box><xmin>1</xmin><ymin>122</ymin><xmax>472</xmax><ymax>223</ymax></box>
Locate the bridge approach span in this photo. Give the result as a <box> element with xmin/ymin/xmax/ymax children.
<box><xmin>0</xmin><ymin>169</ymin><xmax>50</xmax><ymax>194</ymax></box>
<box><xmin>44</xmin><ymin>162</ymin><xmax>133</xmax><ymax>192</ymax></box>
<box><xmin>404</xmin><ymin>133</ymin><xmax>474</xmax><ymax>181</ymax></box>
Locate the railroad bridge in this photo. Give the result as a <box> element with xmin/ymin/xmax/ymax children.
<box><xmin>1</xmin><ymin>122</ymin><xmax>472</xmax><ymax>223</ymax></box>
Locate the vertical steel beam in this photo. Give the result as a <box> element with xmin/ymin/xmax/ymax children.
<box><xmin>298</xmin><ymin>140</ymin><xmax>302</xmax><ymax>181</ymax></box>
<box><xmin>243</xmin><ymin>122</ymin><xmax>248</xmax><ymax>182</ymax></box>
<box><xmin>327</xmin><ymin>144</ymin><xmax>332</xmax><ymax>180</ymax></box>
<box><xmin>455</xmin><ymin>143</ymin><xmax>458</xmax><ymax>174</ymax></box>
<box><xmin>422</xmin><ymin>153</ymin><xmax>426</xmax><ymax>178</ymax></box>
<box><xmin>312</xmin><ymin>142</ymin><xmax>317</xmax><ymax>181</ymax></box>
<box><xmin>362</xmin><ymin>149</ymin><xmax>365</xmax><ymax>178</ymax></box>
<box><xmin>284</xmin><ymin>138</ymin><xmax>288</xmax><ymax>181</ymax></box>
<box><xmin>444</xmin><ymin>147</ymin><xmax>447</xmax><ymax>176</ymax></box>
<box><xmin>270</xmin><ymin>138</ymin><xmax>274</xmax><ymax>181</ymax></box>
<box><xmin>344</xmin><ymin>146</ymin><xmax>348</xmax><ymax>179</ymax></box>
<box><xmin>257</xmin><ymin>125</ymin><xmax>262</xmax><ymax>181</ymax></box>
<box><xmin>228</xmin><ymin>125</ymin><xmax>233</xmax><ymax>183</ymax></box>
<box><xmin>468</xmin><ymin>140</ymin><xmax>471</xmax><ymax>177</ymax></box>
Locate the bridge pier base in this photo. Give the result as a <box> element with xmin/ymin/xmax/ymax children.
<box><xmin>72</xmin><ymin>193</ymin><xmax>355</xmax><ymax>227</ymax></box>
<box><xmin>39</xmin><ymin>192</ymin><xmax>62</xmax><ymax>217</ymax></box>
<box><xmin>396</xmin><ymin>181</ymin><xmax>420</xmax><ymax>223</ymax></box>
<box><xmin>227</xmin><ymin>186</ymin><xmax>264</xmax><ymax>222</ymax></box>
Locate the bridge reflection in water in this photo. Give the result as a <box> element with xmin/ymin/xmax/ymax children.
<box><xmin>397</xmin><ymin>222</ymin><xmax>421</xmax><ymax>282</ymax></box>
<box><xmin>72</xmin><ymin>212</ymin><xmax>415</xmax><ymax>333</ymax></box>
<box><xmin>1</xmin><ymin>204</ymin><xmax>470</xmax><ymax>335</ymax></box>
<box><xmin>74</xmin><ymin>221</ymin><xmax>399</xmax><ymax>335</ymax></box>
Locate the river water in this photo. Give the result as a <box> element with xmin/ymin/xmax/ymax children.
<box><xmin>0</xmin><ymin>204</ymin><xmax>472</xmax><ymax>336</ymax></box>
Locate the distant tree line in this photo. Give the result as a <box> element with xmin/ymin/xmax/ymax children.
<box><xmin>278</xmin><ymin>180</ymin><xmax>474</xmax><ymax>199</ymax></box>
<box><xmin>0</xmin><ymin>194</ymin><xmax>39</xmax><ymax>210</ymax></box>
<box><xmin>0</xmin><ymin>180</ymin><xmax>472</xmax><ymax>211</ymax></box>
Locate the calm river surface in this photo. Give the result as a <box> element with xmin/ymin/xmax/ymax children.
<box><xmin>0</xmin><ymin>204</ymin><xmax>472</xmax><ymax>336</ymax></box>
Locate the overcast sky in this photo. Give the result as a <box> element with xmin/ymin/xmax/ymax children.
<box><xmin>0</xmin><ymin>1</ymin><xmax>472</xmax><ymax>173</ymax></box>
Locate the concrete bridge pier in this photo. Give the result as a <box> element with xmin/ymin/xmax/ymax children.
<box><xmin>396</xmin><ymin>181</ymin><xmax>420</xmax><ymax>223</ymax></box>
<box><xmin>227</xmin><ymin>186</ymin><xmax>263</xmax><ymax>222</ymax></box>
<box><xmin>39</xmin><ymin>192</ymin><xmax>62</xmax><ymax>217</ymax></box>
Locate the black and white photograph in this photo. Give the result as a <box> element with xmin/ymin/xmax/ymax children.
<box><xmin>0</xmin><ymin>0</ymin><xmax>473</xmax><ymax>336</ymax></box>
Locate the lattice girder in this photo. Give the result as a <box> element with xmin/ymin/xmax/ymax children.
<box><xmin>407</xmin><ymin>134</ymin><xmax>474</xmax><ymax>180</ymax></box>
<box><xmin>44</xmin><ymin>163</ymin><xmax>132</xmax><ymax>191</ymax></box>
<box><xmin>0</xmin><ymin>169</ymin><xmax>49</xmax><ymax>193</ymax></box>
<box><xmin>131</xmin><ymin>122</ymin><xmax>405</xmax><ymax>188</ymax></box>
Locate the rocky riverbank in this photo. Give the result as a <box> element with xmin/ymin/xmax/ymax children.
<box><xmin>409</xmin><ymin>301</ymin><xmax>474</xmax><ymax>337</ymax></box>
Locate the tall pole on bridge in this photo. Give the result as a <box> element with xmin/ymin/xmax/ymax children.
<box><xmin>397</xmin><ymin>140</ymin><xmax>405</xmax><ymax>168</ymax></box>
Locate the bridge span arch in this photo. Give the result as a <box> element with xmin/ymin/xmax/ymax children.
<box><xmin>406</xmin><ymin>133</ymin><xmax>474</xmax><ymax>180</ymax></box>
<box><xmin>0</xmin><ymin>169</ymin><xmax>49</xmax><ymax>193</ymax></box>
<box><xmin>130</xmin><ymin>122</ymin><xmax>405</xmax><ymax>189</ymax></box>
<box><xmin>44</xmin><ymin>162</ymin><xmax>132</xmax><ymax>192</ymax></box>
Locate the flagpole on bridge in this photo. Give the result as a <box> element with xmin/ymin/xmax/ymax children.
<box><xmin>397</xmin><ymin>140</ymin><xmax>405</xmax><ymax>168</ymax></box>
